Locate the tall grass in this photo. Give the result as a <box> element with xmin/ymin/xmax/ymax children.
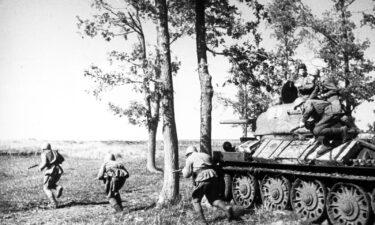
<box><xmin>0</xmin><ymin>139</ymin><xmax>238</xmax><ymax>159</ymax></box>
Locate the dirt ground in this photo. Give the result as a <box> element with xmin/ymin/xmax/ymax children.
<box><xmin>0</xmin><ymin>145</ymin><xmax>306</xmax><ymax>225</ymax></box>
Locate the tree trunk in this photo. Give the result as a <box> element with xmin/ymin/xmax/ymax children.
<box><xmin>196</xmin><ymin>0</ymin><xmax>213</xmax><ymax>155</ymax></box>
<box><xmin>138</xmin><ymin>31</ymin><xmax>161</xmax><ymax>173</ymax></box>
<box><xmin>339</xmin><ymin>0</ymin><xmax>352</xmax><ymax>115</ymax></box>
<box><xmin>146</xmin><ymin>120</ymin><xmax>161</xmax><ymax>173</ymax></box>
<box><xmin>155</xmin><ymin>0</ymin><xmax>179</xmax><ymax>206</ymax></box>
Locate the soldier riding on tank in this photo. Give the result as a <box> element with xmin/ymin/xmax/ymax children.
<box><xmin>293</xmin><ymin>98</ymin><xmax>348</xmax><ymax>156</ymax></box>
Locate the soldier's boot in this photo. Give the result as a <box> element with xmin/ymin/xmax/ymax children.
<box><xmin>341</xmin><ymin>126</ymin><xmax>348</xmax><ymax>144</ymax></box>
<box><xmin>115</xmin><ymin>193</ymin><xmax>123</xmax><ymax>211</ymax></box>
<box><xmin>212</xmin><ymin>200</ymin><xmax>234</xmax><ymax>221</ymax></box>
<box><xmin>109</xmin><ymin>197</ymin><xmax>122</xmax><ymax>213</ymax></box>
<box><xmin>316</xmin><ymin>145</ymin><xmax>331</xmax><ymax>157</ymax></box>
<box><xmin>56</xmin><ymin>186</ymin><xmax>63</xmax><ymax>198</ymax></box>
<box><xmin>192</xmin><ymin>202</ymin><xmax>208</xmax><ymax>225</ymax></box>
<box><xmin>44</xmin><ymin>187</ymin><xmax>58</xmax><ymax>209</ymax></box>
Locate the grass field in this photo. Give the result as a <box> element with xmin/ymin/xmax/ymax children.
<box><xmin>0</xmin><ymin>140</ymin><xmax>306</xmax><ymax>225</ymax></box>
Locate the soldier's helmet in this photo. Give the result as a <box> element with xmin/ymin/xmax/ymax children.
<box><xmin>185</xmin><ymin>146</ymin><xmax>197</xmax><ymax>157</ymax></box>
<box><xmin>42</xmin><ymin>143</ymin><xmax>52</xmax><ymax>150</ymax></box>
<box><xmin>293</xmin><ymin>97</ymin><xmax>306</xmax><ymax>110</ymax></box>
<box><xmin>105</xmin><ymin>153</ymin><xmax>116</xmax><ymax>162</ymax></box>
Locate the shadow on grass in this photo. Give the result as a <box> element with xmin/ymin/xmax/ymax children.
<box><xmin>210</xmin><ymin>206</ymin><xmax>252</xmax><ymax>223</ymax></box>
<box><xmin>128</xmin><ymin>202</ymin><xmax>156</xmax><ymax>212</ymax></box>
<box><xmin>124</xmin><ymin>188</ymin><xmax>142</xmax><ymax>193</ymax></box>
<box><xmin>59</xmin><ymin>200</ymin><xmax>108</xmax><ymax>208</ymax></box>
<box><xmin>59</xmin><ymin>200</ymin><xmax>156</xmax><ymax>214</ymax></box>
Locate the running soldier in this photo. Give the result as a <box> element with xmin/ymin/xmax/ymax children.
<box><xmin>96</xmin><ymin>153</ymin><xmax>129</xmax><ymax>212</ymax></box>
<box><xmin>39</xmin><ymin>143</ymin><xmax>64</xmax><ymax>208</ymax></box>
<box><xmin>182</xmin><ymin>146</ymin><xmax>233</xmax><ymax>224</ymax></box>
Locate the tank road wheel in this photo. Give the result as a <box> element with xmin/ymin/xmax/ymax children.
<box><xmin>232</xmin><ymin>174</ymin><xmax>258</xmax><ymax>209</ymax></box>
<box><xmin>327</xmin><ymin>183</ymin><xmax>371</xmax><ymax>225</ymax></box>
<box><xmin>291</xmin><ymin>179</ymin><xmax>327</xmax><ymax>223</ymax></box>
<box><xmin>261</xmin><ymin>176</ymin><xmax>291</xmax><ymax>210</ymax></box>
<box><xmin>372</xmin><ymin>189</ymin><xmax>375</xmax><ymax>216</ymax></box>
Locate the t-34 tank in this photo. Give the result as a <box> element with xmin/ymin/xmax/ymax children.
<box><xmin>213</xmin><ymin>82</ymin><xmax>375</xmax><ymax>224</ymax></box>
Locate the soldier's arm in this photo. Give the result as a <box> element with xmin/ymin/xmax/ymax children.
<box><xmin>302</xmin><ymin>81</ymin><xmax>315</xmax><ymax>90</ymax></box>
<box><xmin>120</xmin><ymin>164</ymin><xmax>130</xmax><ymax>178</ymax></box>
<box><xmin>308</xmin><ymin>85</ymin><xmax>319</xmax><ymax>99</ymax></box>
<box><xmin>182</xmin><ymin>158</ymin><xmax>193</xmax><ymax>178</ymax></box>
<box><xmin>96</xmin><ymin>163</ymin><xmax>106</xmax><ymax>180</ymax></box>
<box><xmin>321</xmin><ymin>89</ymin><xmax>339</xmax><ymax>98</ymax></box>
<box><xmin>39</xmin><ymin>153</ymin><xmax>47</xmax><ymax>171</ymax></box>
<box><xmin>302</xmin><ymin>102</ymin><xmax>314</xmax><ymax>124</ymax></box>
<box><xmin>321</xmin><ymin>81</ymin><xmax>339</xmax><ymax>98</ymax></box>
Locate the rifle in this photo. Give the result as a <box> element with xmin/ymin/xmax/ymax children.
<box><xmin>28</xmin><ymin>164</ymin><xmax>39</xmax><ymax>169</ymax></box>
<box><xmin>290</xmin><ymin>126</ymin><xmax>300</xmax><ymax>133</ymax></box>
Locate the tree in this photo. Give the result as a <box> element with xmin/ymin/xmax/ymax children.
<box><xmin>220</xmin><ymin>43</ymin><xmax>284</xmax><ymax>131</ymax></box>
<box><xmin>266</xmin><ymin>0</ymin><xmax>306</xmax><ymax>80</ymax></box>
<box><xmin>155</xmin><ymin>0</ymin><xmax>179</xmax><ymax>206</ymax></box>
<box><xmin>77</xmin><ymin>0</ymin><xmax>181</xmax><ymax>173</ymax></box>
<box><xmin>300</xmin><ymin>0</ymin><xmax>375</xmax><ymax>115</ymax></box>
<box><xmin>195</xmin><ymin>0</ymin><xmax>213</xmax><ymax>155</ymax></box>
<box><xmin>214</xmin><ymin>1</ymin><xmax>288</xmax><ymax>127</ymax></box>
<box><xmin>190</xmin><ymin>0</ymin><xmax>269</xmax><ymax>154</ymax></box>
<box><xmin>362</xmin><ymin>0</ymin><xmax>375</xmax><ymax>28</ymax></box>
<box><xmin>217</xmin><ymin>82</ymin><xmax>270</xmax><ymax>136</ymax></box>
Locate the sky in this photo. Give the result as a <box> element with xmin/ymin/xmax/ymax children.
<box><xmin>0</xmin><ymin>0</ymin><xmax>374</xmax><ymax>141</ymax></box>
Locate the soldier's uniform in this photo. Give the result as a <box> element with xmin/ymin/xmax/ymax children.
<box><xmin>300</xmin><ymin>99</ymin><xmax>347</xmax><ymax>139</ymax></box>
<box><xmin>39</xmin><ymin>143</ymin><xmax>64</xmax><ymax>208</ymax></box>
<box><xmin>97</xmin><ymin>154</ymin><xmax>129</xmax><ymax>212</ymax></box>
<box><xmin>182</xmin><ymin>146</ymin><xmax>233</xmax><ymax>224</ymax></box>
<box><xmin>318</xmin><ymin>78</ymin><xmax>342</xmax><ymax>115</ymax></box>
<box><xmin>294</xmin><ymin>64</ymin><xmax>318</xmax><ymax>99</ymax></box>
<box><xmin>295</xmin><ymin>99</ymin><xmax>348</xmax><ymax>155</ymax></box>
<box><xmin>295</xmin><ymin>75</ymin><xmax>317</xmax><ymax>99</ymax></box>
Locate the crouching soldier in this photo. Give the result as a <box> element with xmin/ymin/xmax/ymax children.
<box><xmin>293</xmin><ymin>98</ymin><xmax>348</xmax><ymax>156</ymax></box>
<box><xmin>39</xmin><ymin>143</ymin><xmax>64</xmax><ymax>208</ymax></box>
<box><xmin>182</xmin><ymin>146</ymin><xmax>233</xmax><ymax>224</ymax></box>
<box><xmin>97</xmin><ymin>153</ymin><xmax>129</xmax><ymax>213</ymax></box>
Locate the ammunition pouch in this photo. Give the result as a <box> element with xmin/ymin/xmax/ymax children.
<box><xmin>107</xmin><ymin>168</ymin><xmax>129</xmax><ymax>179</ymax></box>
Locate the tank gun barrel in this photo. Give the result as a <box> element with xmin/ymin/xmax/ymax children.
<box><xmin>220</xmin><ymin>119</ymin><xmax>255</xmax><ymax>125</ymax></box>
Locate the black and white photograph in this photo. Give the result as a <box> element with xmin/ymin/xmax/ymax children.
<box><xmin>1</xmin><ymin>0</ymin><xmax>375</xmax><ymax>224</ymax></box>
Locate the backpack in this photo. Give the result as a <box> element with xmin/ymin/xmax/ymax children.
<box><xmin>50</xmin><ymin>150</ymin><xmax>64</xmax><ymax>165</ymax></box>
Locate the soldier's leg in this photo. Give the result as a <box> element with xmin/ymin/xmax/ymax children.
<box><xmin>341</xmin><ymin>115</ymin><xmax>361</xmax><ymax>136</ymax></box>
<box><xmin>53</xmin><ymin>174</ymin><xmax>63</xmax><ymax>198</ymax></box>
<box><xmin>43</xmin><ymin>176</ymin><xmax>57</xmax><ymax>208</ymax></box>
<box><xmin>192</xmin><ymin>200</ymin><xmax>208</xmax><ymax>225</ymax></box>
<box><xmin>192</xmin><ymin>182</ymin><xmax>207</xmax><ymax>224</ymax></box>
<box><xmin>314</xmin><ymin>125</ymin><xmax>347</xmax><ymax>142</ymax></box>
<box><xmin>108</xmin><ymin>196</ymin><xmax>122</xmax><ymax>212</ymax></box>
<box><xmin>206</xmin><ymin>178</ymin><xmax>234</xmax><ymax>221</ymax></box>
<box><xmin>212</xmin><ymin>200</ymin><xmax>234</xmax><ymax>221</ymax></box>
<box><xmin>113</xmin><ymin>177</ymin><xmax>125</xmax><ymax>210</ymax></box>
<box><xmin>56</xmin><ymin>185</ymin><xmax>63</xmax><ymax>198</ymax></box>
<box><xmin>315</xmin><ymin>136</ymin><xmax>332</xmax><ymax>156</ymax></box>
<box><xmin>108</xmin><ymin>178</ymin><xmax>123</xmax><ymax>212</ymax></box>
<box><xmin>115</xmin><ymin>193</ymin><xmax>123</xmax><ymax>211</ymax></box>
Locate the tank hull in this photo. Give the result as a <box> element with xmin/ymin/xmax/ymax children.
<box><xmin>213</xmin><ymin>136</ymin><xmax>375</xmax><ymax>224</ymax></box>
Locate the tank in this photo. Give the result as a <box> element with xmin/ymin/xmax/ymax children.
<box><xmin>213</xmin><ymin>83</ymin><xmax>375</xmax><ymax>224</ymax></box>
